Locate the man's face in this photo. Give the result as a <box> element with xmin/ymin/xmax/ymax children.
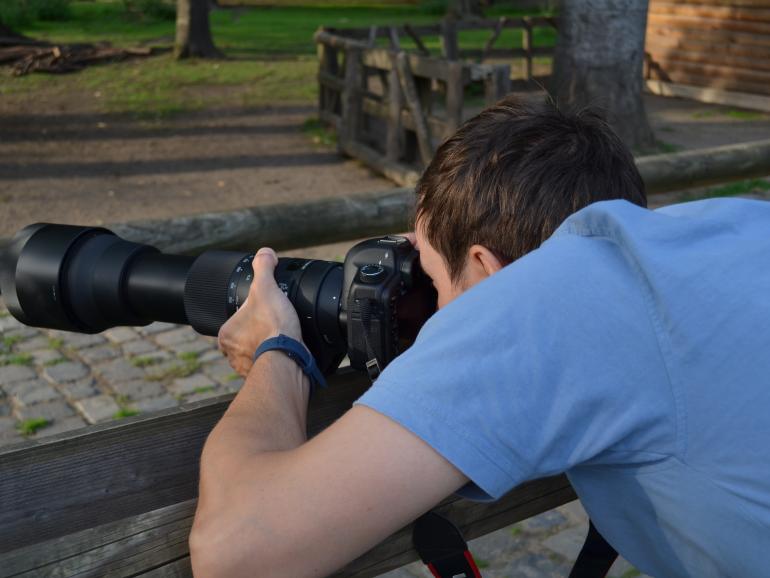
<box><xmin>414</xmin><ymin>219</ymin><xmax>465</xmax><ymax>309</ymax></box>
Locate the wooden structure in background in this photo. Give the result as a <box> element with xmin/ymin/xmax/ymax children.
<box><xmin>645</xmin><ymin>0</ymin><xmax>770</xmax><ymax>112</ymax></box>
<box><xmin>314</xmin><ymin>17</ymin><xmax>556</xmax><ymax>186</ymax></box>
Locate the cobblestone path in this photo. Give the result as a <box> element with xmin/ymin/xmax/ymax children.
<box><xmin>0</xmin><ymin>300</ymin><xmax>650</xmax><ymax>577</ymax></box>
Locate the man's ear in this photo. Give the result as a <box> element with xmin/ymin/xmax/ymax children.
<box><xmin>463</xmin><ymin>244</ymin><xmax>505</xmax><ymax>286</ymax></box>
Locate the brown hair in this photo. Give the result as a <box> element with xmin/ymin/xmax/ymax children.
<box><xmin>415</xmin><ymin>94</ymin><xmax>646</xmax><ymax>282</ymax></box>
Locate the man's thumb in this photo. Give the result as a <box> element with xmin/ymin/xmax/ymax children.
<box><xmin>251</xmin><ymin>247</ymin><xmax>278</xmax><ymax>282</ymax></box>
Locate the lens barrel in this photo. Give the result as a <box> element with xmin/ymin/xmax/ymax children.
<box><xmin>0</xmin><ymin>224</ymin><xmax>348</xmax><ymax>372</ymax></box>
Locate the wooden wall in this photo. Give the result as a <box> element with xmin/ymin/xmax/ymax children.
<box><xmin>645</xmin><ymin>0</ymin><xmax>770</xmax><ymax>97</ymax></box>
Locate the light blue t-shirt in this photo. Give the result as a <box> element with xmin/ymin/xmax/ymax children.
<box><xmin>355</xmin><ymin>198</ymin><xmax>770</xmax><ymax>578</ymax></box>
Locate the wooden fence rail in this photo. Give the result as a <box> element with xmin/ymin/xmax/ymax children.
<box><xmin>0</xmin><ymin>137</ymin><xmax>751</xmax><ymax>257</ymax></box>
<box><xmin>0</xmin><ymin>369</ymin><xmax>576</xmax><ymax>577</ymax></box>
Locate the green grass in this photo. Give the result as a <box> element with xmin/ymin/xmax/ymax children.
<box><xmin>726</xmin><ymin>109</ymin><xmax>767</xmax><ymax>121</ymax></box>
<box><xmin>225</xmin><ymin>372</ymin><xmax>242</xmax><ymax>382</ymax></box>
<box><xmin>131</xmin><ymin>355</ymin><xmax>162</xmax><ymax>367</ymax></box>
<box><xmin>146</xmin><ymin>351</ymin><xmax>201</xmax><ymax>380</ymax></box>
<box><xmin>681</xmin><ymin>179</ymin><xmax>770</xmax><ymax>202</ymax></box>
<box><xmin>509</xmin><ymin>524</ymin><xmax>522</xmax><ymax>537</ymax></box>
<box><xmin>474</xmin><ymin>557</ymin><xmax>490</xmax><ymax>569</ymax></box>
<box><xmin>302</xmin><ymin>117</ymin><xmax>337</xmax><ymax>146</ymax></box>
<box><xmin>48</xmin><ymin>337</ymin><xmax>64</xmax><ymax>349</ymax></box>
<box><xmin>619</xmin><ymin>569</ymin><xmax>642</xmax><ymax>578</ymax></box>
<box><xmin>0</xmin><ymin>353</ymin><xmax>34</xmax><ymax>366</ymax></box>
<box><xmin>17</xmin><ymin>417</ymin><xmax>50</xmax><ymax>435</ymax></box>
<box><xmin>193</xmin><ymin>385</ymin><xmax>216</xmax><ymax>394</ymax></box>
<box><xmin>44</xmin><ymin>357</ymin><xmax>68</xmax><ymax>366</ymax></box>
<box><xmin>655</xmin><ymin>140</ymin><xmax>683</xmax><ymax>154</ymax></box>
<box><xmin>6</xmin><ymin>2</ymin><xmax>555</xmax><ymax>118</ymax></box>
<box><xmin>2</xmin><ymin>335</ymin><xmax>23</xmax><ymax>348</ymax></box>
<box><xmin>113</xmin><ymin>407</ymin><xmax>140</xmax><ymax>419</ymax></box>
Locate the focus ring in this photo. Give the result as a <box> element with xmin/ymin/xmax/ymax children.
<box><xmin>183</xmin><ymin>251</ymin><xmax>250</xmax><ymax>336</ymax></box>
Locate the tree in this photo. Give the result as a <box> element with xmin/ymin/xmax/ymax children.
<box><xmin>551</xmin><ymin>0</ymin><xmax>655</xmax><ymax>152</ymax></box>
<box><xmin>175</xmin><ymin>0</ymin><xmax>222</xmax><ymax>59</ymax></box>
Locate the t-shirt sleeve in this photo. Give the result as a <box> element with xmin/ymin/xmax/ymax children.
<box><xmin>355</xmin><ymin>235</ymin><xmax>677</xmax><ymax>501</ymax></box>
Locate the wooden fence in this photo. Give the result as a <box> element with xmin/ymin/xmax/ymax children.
<box><xmin>315</xmin><ymin>17</ymin><xmax>556</xmax><ymax>186</ymax></box>
<box><xmin>645</xmin><ymin>0</ymin><xmax>770</xmax><ymax>111</ymax></box>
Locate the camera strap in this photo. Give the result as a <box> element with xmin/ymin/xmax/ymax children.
<box><xmin>413</xmin><ymin>512</ymin><xmax>617</xmax><ymax>578</ymax></box>
<box><xmin>412</xmin><ymin>512</ymin><xmax>482</xmax><ymax>578</ymax></box>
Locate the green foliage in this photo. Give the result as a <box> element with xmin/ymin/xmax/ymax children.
<box><xmin>123</xmin><ymin>0</ymin><xmax>175</xmax><ymax>21</ymax></box>
<box><xmin>0</xmin><ymin>353</ymin><xmax>34</xmax><ymax>366</ymax></box>
<box><xmin>17</xmin><ymin>417</ymin><xmax>50</xmax><ymax>435</ymax></box>
<box><xmin>417</xmin><ymin>0</ymin><xmax>447</xmax><ymax>15</ymax></box>
<box><xmin>0</xmin><ymin>0</ymin><xmax>71</xmax><ymax>29</ymax></box>
<box><xmin>146</xmin><ymin>352</ymin><xmax>201</xmax><ymax>380</ymax></box>
<box><xmin>113</xmin><ymin>407</ymin><xmax>140</xmax><ymax>419</ymax></box>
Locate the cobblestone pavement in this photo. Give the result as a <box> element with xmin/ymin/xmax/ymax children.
<box><xmin>0</xmin><ymin>301</ymin><xmax>241</xmax><ymax>446</ymax></box>
<box><xmin>0</xmin><ymin>300</ymin><xmax>651</xmax><ymax>577</ymax></box>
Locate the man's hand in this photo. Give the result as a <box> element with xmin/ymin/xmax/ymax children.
<box><xmin>217</xmin><ymin>247</ymin><xmax>302</xmax><ymax>376</ymax></box>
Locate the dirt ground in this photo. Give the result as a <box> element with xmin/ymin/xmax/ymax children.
<box><xmin>1</xmin><ymin>86</ymin><xmax>769</xmax><ymax>257</ymax></box>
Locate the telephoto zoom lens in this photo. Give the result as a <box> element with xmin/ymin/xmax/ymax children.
<box><xmin>0</xmin><ymin>224</ymin><xmax>347</xmax><ymax>373</ymax></box>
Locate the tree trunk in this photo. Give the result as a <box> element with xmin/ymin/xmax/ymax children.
<box><xmin>175</xmin><ymin>0</ymin><xmax>222</xmax><ymax>59</ymax></box>
<box><xmin>448</xmin><ymin>0</ymin><xmax>484</xmax><ymax>19</ymax></box>
<box><xmin>551</xmin><ymin>0</ymin><xmax>655</xmax><ymax>152</ymax></box>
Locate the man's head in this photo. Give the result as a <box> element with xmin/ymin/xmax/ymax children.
<box><xmin>414</xmin><ymin>94</ymin><xmax>646</xmax><ymax>307</ymax></box>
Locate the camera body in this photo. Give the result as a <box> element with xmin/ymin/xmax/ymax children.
<box><xmin>342</xmin><ymin>236</ymin><xmax>434</xmax><ymax>379</ymax></box>
<box><xmin>0</xmin><ymin>224</ymin><xmax>437</xmax><ymax>379</ymax></box>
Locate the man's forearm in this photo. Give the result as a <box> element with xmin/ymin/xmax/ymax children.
<box><xmin>191</xmin><ymin>352</ymin><xmax>312</xmax><ymax>576</ymax></box>
<box><xmin>200</xmin><ymin>351</ymin><xmax>310</xmax><ymax>474</ymax></box>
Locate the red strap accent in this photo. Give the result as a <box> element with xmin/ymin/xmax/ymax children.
<box><xmin>464</xmin><ymin>550</ymin><xmax>483</xmax><ymax>578</ymax></box>
<box><xmin>427</xmin><ymin>563</ymin><xmax>442</xmax><ymax>578</ymax></box>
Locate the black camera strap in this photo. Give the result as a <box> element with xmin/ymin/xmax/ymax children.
<box><xmin>413</xmin><ymin>512</ymin><xmax>617</xmax><ymax>578</ymax></box>
<box><xmin>413</xmin><ymin>512</ymin><xmax>482</xmax><ymax>578</ymax></box>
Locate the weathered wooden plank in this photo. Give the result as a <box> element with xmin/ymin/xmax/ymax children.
<box><xmin>647</xmin><ymin>12</ymin><xmax>770</xmax><ymax>35</ymax></box>
<box><xmin>340</xmin><ymin>141</ymin><xmax>421</xmax><ymax>188</ymax></box>
<box><xmin>395</xmin><ymin>51</ymin><xmax>434</xmax><ymax>166</ymax></box>
<box><xmin>0</xmin><ymin>475</ymin><xmax>574</xmax><ymax>578</ymax></box>
<box><xmin>441</xmin><ymin>17</ymin><xmax>459</xmax><ymax>61</ymax></box>
<box><xmin>361</xmin><ymin>48</ymin><xmax>453</xmax><ymax>82</ymax></box>
<box><xmin>0</xmin><ymin>370</ymin><xmax>370</xmax><ymax>553</ymax></box>
<box><xmin>445</xmin><ymin>60</ymin><xmax>465</xmax><ymax>138</ymax></box>
<box><xmin>340</xmin><ymin>47</ymin><xmax>364</xmax><ymax>148</ymax></box>
<box><xmin>639</xmin><ymin>138</ymin><xmax>770</xmax><ymax>194</ymax></box>
<box><xmin>386</xmin><ymin>44</ymin><xmax>405</xmax><ymax>162</ymax></box>
<box><xmin>484</xmin><ymin>64</ymin><xmax>512</xmax><ymax>106</ymax></box>
<box><xmin>649</xmin><ymin>1</ymin><xmax>770</xmax><ymax>22</ymax></box>
<box><xmin>646</xmin><ymin>79</ymin><xmax>770</xmax><ymax>113</ymax></box>
<box><xmin>481</xmin><ymin>16</ymin><xmax>506</xmax><ymax>61</ymax></box>
<box><xmin>646</xmin><ymin>47</ymin><xmax>770</xmax><ymax>73</ymax></box>
<box><xmin>362</xmin><ymin>97</ymin><xmax>448</xmax><ymax>143</ymax></box>
<box><xmin>647</xmin><ymin>62</ymin><xmax>770</xmax><ymax>96</ymax></box>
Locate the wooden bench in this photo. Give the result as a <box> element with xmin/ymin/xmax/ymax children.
<box><xmin>0</xmin><ymin>369</ymin><xmax>575</xmax><ymax>577</ymax></box>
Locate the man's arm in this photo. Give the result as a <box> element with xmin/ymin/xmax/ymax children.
<box><xmin>190</xmin><ymin>248</ymin><xmax>468</xmax><ymax>578</ymax></box>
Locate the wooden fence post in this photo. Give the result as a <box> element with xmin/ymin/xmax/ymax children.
<box><xmin>522</xmin><ymin>17</ymin><xmax>533</xmax><ymax>80</ymax></box>
<box><xmin>317</xmin><ymin>40</ymin><xmax>339</xmax><ymax>121</ymax></box>
<box><xmin>340</xmin><ymin>47</ymin><xmax>363</xmax><ymax>151</ymax></box>
<box><xmin>445</xmin><ymin>60</ymin><xmax>465</xmax><ymax>138</ymax></box>
<box><xmin>387</xmin><ymin>28</ymin><xmax>405</xmax><ymax>162</ymax></box>
<box><xmin>395</xmin><ymin>51</ymin><xmax>434</xmax><ymax>166</ymax></box>
<box><xmin>441</xmin><ymin>16</ymin><xmax>459</xmax><ymax>61</ymax></box>
<box><xmin>484</xmin><ymin>64</ymin><xmax>511</xmax><ymax>105</ymax></box>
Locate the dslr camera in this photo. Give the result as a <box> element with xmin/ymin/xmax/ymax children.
<box><xmin>0</xmin><ymin>224</ymin><xmax>437</xmax><ymax>379</ymax></box>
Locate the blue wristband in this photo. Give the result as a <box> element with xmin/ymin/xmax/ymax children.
<box><xmin>253</xmin><ymin>335</ymin><xmax>327</xmax><ymax>395</ymax></box>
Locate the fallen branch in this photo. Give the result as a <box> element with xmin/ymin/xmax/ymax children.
<box><xmin>1</xmin><ymin>41</ymin><xmax>167</xmax><ymax>75</ymax></box>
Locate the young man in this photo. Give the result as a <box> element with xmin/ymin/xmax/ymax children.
<box><xmin>190</xmin><ymin>96</ymin><xmax>770</xmax><ymax>577</ymax></box>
